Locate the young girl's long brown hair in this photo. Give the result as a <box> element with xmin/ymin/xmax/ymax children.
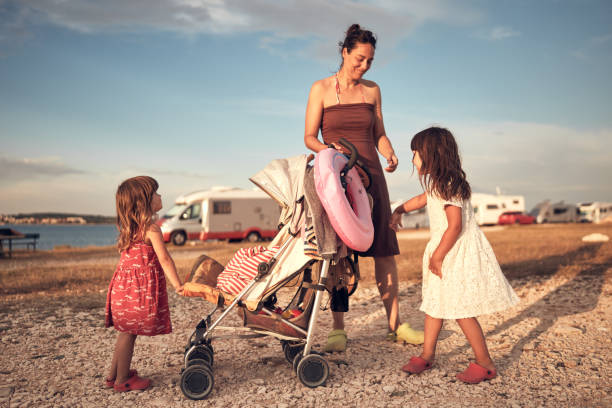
<box><xmin>116</xmin><ymin>176</ymin><xmax>159</xmax><ymax>252</ymax></box>
<box><xmin>411</xmin><ymin>127</ymin><xmax>471</xmax><ymax>201</ymax></box>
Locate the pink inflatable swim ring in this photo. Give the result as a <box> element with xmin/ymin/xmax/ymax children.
<box><xmin>314</xmin><ymin>148</ymin><xmax>374</xmax><ymax>252</ymax></box>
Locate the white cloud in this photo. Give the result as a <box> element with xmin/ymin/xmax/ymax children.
<box><xmin>0</xmin><ymin>156</ymin><xmax>86</xmax><ymax>181</ymax></box>
<box><xmin>385</xmin><ymin>120</ymin><xmax>612</xmax><ymax>207</ymax></box>
<box><xmin>4</xmin><ymin>0</ymin><xmax>481</xmax><ymax>58</ymax></box>
<box><xmin>475</xmin><ymin>26</ymin><xmax>521</xmax><ymax>41</ymax></box>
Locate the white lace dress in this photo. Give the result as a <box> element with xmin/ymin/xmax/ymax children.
<box><xmin>420</xmin><ymin>192</ymin><xmax>519</xmax><ymax>319</ymax></box>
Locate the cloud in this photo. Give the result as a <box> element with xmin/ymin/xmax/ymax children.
<box><xmin>0</xmin><ymin>156</ymin><xmax>86</xmax><ymax>182</ymax></box>
<box><xmin>475</xmin><ymin>26</ymin><xmax>521</xmax><ymax>41</ymax></box>
<box><xmin>3</xmin><ymin>0</ymin><xmax>481</xmax><ymax>58</ymax></box>
<box><xmin>385</xmin><ymin>120</ymin><xmax>612</xmax><ymax>207</ymax></box>
<box><xmin>571</xmin><ymin>32</ymin><xmax>612</xmax><ymax>61</ymax></box>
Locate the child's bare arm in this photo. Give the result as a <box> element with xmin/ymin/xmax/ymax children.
<box><xmin>389</xmin><ymin>193</ymin><xmax>427</xmax><ymax>231</ymax></box>
<box><xmin>147</xmin><ymin>224</ymin><xmax>183</xmax><ymax>292</ymax></box>
<box><xmin>429</xmin><ymin>205</ymin><xmax>462</xmax><ymax>278</ymax></box>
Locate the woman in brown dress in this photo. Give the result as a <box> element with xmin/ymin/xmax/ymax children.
<box><xmin>304</xmin><ymin>24</ymin><xmax>424</xmax><ymax>351</ymax></box>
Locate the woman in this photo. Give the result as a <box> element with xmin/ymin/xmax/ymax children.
<box><xmin>304</xmin><ymin>24</ymin><xmax>424</xmax><ymax>351</ymax></box>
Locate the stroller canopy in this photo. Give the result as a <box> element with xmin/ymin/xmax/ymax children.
<box><xmin>250</xmin><ymin>154</ymin><xmax>309</xmax><ymax>236</ymax></box>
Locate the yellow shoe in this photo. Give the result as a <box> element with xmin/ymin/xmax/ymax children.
<box><xmin>393</xmin><ymin>323</ymin><xmax>424</xmax><ymax>345</ymax></box>
<box><xmin>324</xmin><ymin>329</ymin><xmax>347</xmax><ymax>352</ymax></box>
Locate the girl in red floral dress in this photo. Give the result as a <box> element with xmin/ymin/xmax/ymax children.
<box><xmin>104</xmin><ymin>176</ymin><xmax>183</xmax><ymax>392</ymax></box>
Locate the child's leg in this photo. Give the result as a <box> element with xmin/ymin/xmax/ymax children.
<box><xmin>108</xmin><ymin>332</ymin><xmax>137</xmax><ymax>383</ymax></box>
<box><xmin>456</xmin><ymin>317</ymin><xmax>495</xmax><ymax>370</ymax></box>
<box><xmin>421</xmin><ymin>314</ymin><xmax>443</xmax><ymax>361</ymax></box>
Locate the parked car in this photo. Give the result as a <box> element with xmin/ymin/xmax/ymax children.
<box><xmin>498</xmin><ymin>211</ymin><xmax>535</xmax><ymax>225</ymax></box>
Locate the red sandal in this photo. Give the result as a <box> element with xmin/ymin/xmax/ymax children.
<box><xmin>456</xmin><ymin>362</ymin><xmax>497</xmax><ymax>384</ymax></box>
<box><xmin>104</xmin><ymin>369</ymin><xmax>138</xmax><ymax>388</ymax></box>
<box><xmin>113</xmin><ymin>374</ymin><xmax>151</xmax><ymax>392</ymax></box>
<box><xmin>401</xmin><ymin>356</ymin><xmax>433</xmax><ymax>374</ymax></box>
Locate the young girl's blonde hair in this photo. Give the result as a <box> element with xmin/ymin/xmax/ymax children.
<box><xmin>116</xmin><ymin>176</ymin><xmax>159</xmax><ymax>252</ymax></box>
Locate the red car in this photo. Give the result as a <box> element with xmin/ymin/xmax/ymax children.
<box><xmin>498</xmin><ymin>211</ymin><xmax>535</xmax><ymax>225</ymax></box>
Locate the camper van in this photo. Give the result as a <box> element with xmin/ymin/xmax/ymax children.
<box><xmin>471</xmin><ymin>193</ymin><xmax>525</xmax><ymax>225</ymax></box>
<box><xmin>577</xmin><ymin>202</ymin><xmax>612</xmax><ymax>223</ymax></box>
<box><xmin>529</xmin><ymin>200</ymin><xmax>578</xmax><ymax>223</ymax></box>
<box><xmin>158</xmin><ymin>187</ymin><xmax>280</xmax><ymax>245</ymax></box>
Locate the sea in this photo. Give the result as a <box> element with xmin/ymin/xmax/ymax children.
<box><xmin>3</xmin><ymin>224</ymin><xmax>118</xmax><ymax>251</ymax></box>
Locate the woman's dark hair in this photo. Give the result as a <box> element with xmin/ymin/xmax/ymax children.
<box><xmin>338</xmin><ymin>24</ymin><xmax>376</xmax><ymax>60</ymax></box>
<box><xmin>410</xmin><ymin>127</ymin><xmax>471</xmax><ymax>201</ymax></box>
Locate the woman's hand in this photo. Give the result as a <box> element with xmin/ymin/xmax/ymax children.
<box><xmin>429</xmin><ymin>252</ymin><xmax>443</xmax><ymax>278</ymax></box>
<box><xmin>175</xmin><ymin>284</ymin><xmax>184</xmax><ymax>295</ymax></box>
<box><xmin>389</xmin><ymin>208</ymin><xmax>403</xmax><ymax>232</ymax></box>
<box><xmin>385</xmin><ymin>153</ymin><xmax>398</xmax><ymax>172</ymax></box>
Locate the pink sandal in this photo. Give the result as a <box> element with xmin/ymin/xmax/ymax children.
<box><xmin>113</xmin><ymin>374</ymin><xmax>151</xmax><ymax>392</ymax></box>
<box><xmin>401</xmin><ymin>356</ymin><xmax>433</xmax><ymax>374</ymax></box>
<box><xmin>104</xmin><ymin>369</ymin><xmax>138</xmax><ymax>388</ymax></box>
<box><xmin>456</xmin><ymin>362</ymin><xmax>497</xmax><ymax>384</ymax></box>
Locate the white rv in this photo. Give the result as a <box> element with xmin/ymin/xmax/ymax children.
<box><xmin>471</xmin><ymin>193</ymin><xmax>525</xmax><ymax>225</ymax></box>
<box><xmin>158</xmin><ymin>187</ymin><xmax>280</xmax><ymax>245</ymax></box>
<box><xmin>529</xmin><ymin>200</ymin><xmax>578</xmax><ymax>223</ymax></box>
<box><xmin>577</xmin><ymin>202</ymin><xmax>612</xmax><ymax>223</ymax></box>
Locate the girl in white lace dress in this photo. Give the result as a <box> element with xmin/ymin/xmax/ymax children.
<box><xmin>390</xmin><ymin>127</ymin><xmax>519</xmax><ymax>384</ymax></box>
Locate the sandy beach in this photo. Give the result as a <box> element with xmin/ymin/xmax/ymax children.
<box><xmin>0</xmin><ymin>223</ymin><xmax>610</xmax><ymax>407</ymax></box>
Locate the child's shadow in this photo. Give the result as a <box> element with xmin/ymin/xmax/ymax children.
<box><xmin>443</xmin><ymin>243</ymin><xmax>608</xmax><ymax>363</ymax></box>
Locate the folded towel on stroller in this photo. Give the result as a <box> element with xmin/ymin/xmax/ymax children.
<box><xmin>217</xmin><ymin>245</ymin><xmax>281</xmax><ymax>295</ymax></box>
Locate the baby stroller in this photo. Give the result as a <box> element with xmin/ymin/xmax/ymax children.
<box><xmin>179</xmin><ymin>140</ymin><xmax>371</xmax><ymax>400</ymax></box>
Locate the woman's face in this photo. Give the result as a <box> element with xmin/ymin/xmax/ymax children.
<box><xmin>342</xmin><ymin>42</ymin><xmax>374</xmax><ymax>80</ymax></box>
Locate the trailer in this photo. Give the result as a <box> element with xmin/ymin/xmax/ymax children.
<box><xmin>159</xmin><ymin>187</ymin><xmax>280</xmax><ymax>245</ymax></box>
<box><xmin>529</xmin><ymin>200</ymin><xmax>578</xmax><ymax>224</ymax></box>
<box><xmin>577</xmin><ymin>202</ymin><xmax>612</xmax><ymax>223</ymax></box>
<box><xmin>471</xmin><ymin>193</ymin><xmax>525</xmax><ymax>225</ymax></box>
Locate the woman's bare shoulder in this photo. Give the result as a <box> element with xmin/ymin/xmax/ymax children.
<box><xmin>311</xmin><ymin>76</ymin><xmax>334</xmax><ymax>92</ymax></box>
<box><xmin>360</xmin><ymin>79</ymin><xmax>379</xmax><ymax>88</ymax></box>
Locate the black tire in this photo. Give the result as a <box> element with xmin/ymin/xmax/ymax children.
<box><xmin>344</xmin><ymin>257</ymin><xmax>358</xmax><ymax>297</ymax></box>
<box><xmin>282</xmin><ymin>341</ymin><xmax>304</xmax><ymax>364</ymax></box>
<box><xmin>297</xmin><ymin>354</ymin><xmax>329</xmax><ymax>388</ymax></box>
<box><xmin>186</xmin><ymin>344</ymin><xmax>214</xmax><ymax>367</ymax></box>
<box><xmin>186</xmin><ymin>358</ymin><xmax>211</xmax><ymax>368</ymax></box>
<box><xmin>171</xmin><ymin>230</ymin><xmax>187</xmax><ymax>246</ymax></box>
<box><xmin>292</xmin><ymin>351</ymin><xmax>303</xmax><ymax>373</ymax></box>
<box><xmin>181</xmin><ymin>364</ymin><xmax>214</xmax><ymax>400</ymax></box>
<box><xmin>246</xmin><ymin>231</ymin><xmax>261</xmax><ymax>243</ymax></box>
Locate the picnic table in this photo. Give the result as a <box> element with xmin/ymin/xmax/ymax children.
<box><xmin>0</xmin><ymin>228</ymin><xmax>40</xmax><ymax>258</ymax></box>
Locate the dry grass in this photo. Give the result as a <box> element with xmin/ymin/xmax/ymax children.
<box><xmin>1</xmin><ymin>223</ymin><xmax>611</xmax><ymax>311</ymax></box>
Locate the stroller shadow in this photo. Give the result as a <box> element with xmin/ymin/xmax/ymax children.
<box><xmin>442</xmin><ymin>243</ymin><xmax>608</xmax><ymax>364</ymax></box>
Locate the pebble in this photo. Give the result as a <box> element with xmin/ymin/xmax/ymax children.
<box><xmin>1</xmin><ymin>259</ymin><xmax>610</xmax><ymax>408</ymax></box>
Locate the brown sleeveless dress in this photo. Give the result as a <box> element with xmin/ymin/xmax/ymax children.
<box><xmin>321</xmin><ymin>102</ymin><xmax>400</xmax><ymax>257</ymax></box>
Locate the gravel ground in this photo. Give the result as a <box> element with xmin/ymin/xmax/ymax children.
<box><xmin>1</xmin><ymin>245</ymin><xmax>610</xmax><ymax>407</ymax></box>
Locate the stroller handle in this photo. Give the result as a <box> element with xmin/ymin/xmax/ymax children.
<box><xmin>337</xmin><ymin>137</ymin><xmax>372</xmax><ymax>189</ymax></box>
<box><xmin>338</xmin><ymin>138</ymin><xmax>358</xmax><ymax>171</ymax></box>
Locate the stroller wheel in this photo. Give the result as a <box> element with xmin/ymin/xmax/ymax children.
<box><xmin>297</xmin><ymin>354</ymin><xmax>329</xmax><ymax>388</ymax></box>
<box><xmin>186</xmin><ymin>358</ymin><xmax>212</xmax><ymax>369</ymax></box>
<box><xmin>186</xmin><ymin>344</ymin><xmax>214</xmax><ymax>367</ymax></box>
<box><xmin>181</xmin><ymin>364</ymin><xmax>214</xmax><ymax>400</ymax></box>
<box><xmin>282</xmin><ymin>342</ymin><xmax>304</xmax><ymax>364</ymax></box>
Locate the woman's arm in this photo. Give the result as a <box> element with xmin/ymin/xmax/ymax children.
<box><xmin>372</xmin><ymin>84</ymin><xmax>398</xmax><ymax>172</ymax></box>
<box><xmin>389</xmin><ymin>193</ymin><xmax>427</xmax><ymax>231</ymax></box>
<box><xmin>304</xmin><ymin>81</ymin><xmax>329</xmax><ymax>153</ymax></box>
<box><xmin>428</xmin><ymin>205</ymin><xmax>462</xmax><ymax>278</ymax></box>
<box><xmin>147</xmin><ymin>224</ymin><xmax>183</xmax><ymax>293</ymax></box>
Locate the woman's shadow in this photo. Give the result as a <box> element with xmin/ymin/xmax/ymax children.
<box><xmin>443</xmin><ymin>243</ymin><xmax>608</xmax><ymax>363</ymax></box>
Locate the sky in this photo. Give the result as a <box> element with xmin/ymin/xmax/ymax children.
<box><xmin>1</xmin><ymin>0</ymin><xmax>611</xmax><ymax>216</ymax></box>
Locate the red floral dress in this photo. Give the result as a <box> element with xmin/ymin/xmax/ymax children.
<box><xmin>105</xmin><ymin>242</ymin><xmax>172</xmax><ymax>335</ymax></box>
